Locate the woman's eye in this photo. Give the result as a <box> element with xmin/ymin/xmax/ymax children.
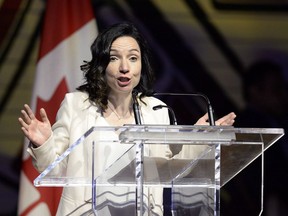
<box><xmin>110</xmin><ymin>56</ymin><xmax>117</xmax><ymax>61</ymax></box>
<box><xmin>130</xmin><ymin>56</ymin><xmax>138</xmax><ymax>62</ymax></box>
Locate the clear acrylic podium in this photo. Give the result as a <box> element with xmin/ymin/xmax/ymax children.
<box><xmin>34</xmin><ymin>125</ymin><xmax>284</xmax><ymax>216</ymax></box>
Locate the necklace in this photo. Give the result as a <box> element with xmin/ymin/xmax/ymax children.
<box><xmin>107</xmin><ymin>103</ymin><xmax>131</xmax><ymax>120</ymax></box>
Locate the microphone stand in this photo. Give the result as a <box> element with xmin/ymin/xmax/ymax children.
<box><xmin>132</xmin><ymin>91</ymin><xmax>142</xmax><ymax>125</ymax></box>
<box><xmin>154</xmin><ymin>92</ymin><xmax>215</xmax><ymax>126</ymax></box>
<box><xmin>152</xmin><ymin>92</ymin><xmax>217</xmax><ymax>215</ymax></box>
<box><xmin>131</xmin><ymin>90</ymin><xmax>143</xmax><ymax>215</ymax></box>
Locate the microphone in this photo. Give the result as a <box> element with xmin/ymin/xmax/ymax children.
<box><xmin>132</xmin><ymin>90</ymin><xmax>142</xmax><ymax>125</ymax></box>
<box><xmin>153</xmin><ymin>105</ymin><xmax>177</xmax><ymax>125</ymax></box>
<box><xmin>152</xmin><ymin>104</ymin><xmax>182</xmax><ymax>155</ymax></box>
<box><xmin>154</xmin><ymin>92</ymin><xmax>215</xmax><ymax>126</ymax></box>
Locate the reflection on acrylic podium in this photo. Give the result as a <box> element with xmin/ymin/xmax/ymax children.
<box><xmin>34</xmin><ymin>125</ymin><xmax>284</xmax><ymax>216</ymax></box>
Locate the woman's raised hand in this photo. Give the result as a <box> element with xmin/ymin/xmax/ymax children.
<box><xmin>195</xmin><ymin>112</ymin><xmax>236</xmax><ymax>126</ymax></box>
<box><xmin>18</xmin><ymin>104</ymin><xmax>52</xmax><ymax>147</ymax></box>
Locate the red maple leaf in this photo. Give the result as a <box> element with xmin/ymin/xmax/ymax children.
<box><xmin>21</xmin><ymin>78</ymin><xmax>68</xmax><ymax>215</ymax></box>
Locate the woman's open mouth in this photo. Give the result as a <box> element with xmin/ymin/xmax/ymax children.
<box><xmin>117</xmin><ymin>77</ymin><xmax>131</xmax><ymax>86</ymax></box>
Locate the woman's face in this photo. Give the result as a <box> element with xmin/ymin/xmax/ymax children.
<box><xmin>105</xmin><ymin>36</ymin><xmax>141</xmax><ymax>96</ymax></box>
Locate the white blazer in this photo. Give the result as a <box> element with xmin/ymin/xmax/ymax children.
<box><xmin>28</xmin><ymin>91</ymin><xmax>171</xmax><ymax>216</ymax></box>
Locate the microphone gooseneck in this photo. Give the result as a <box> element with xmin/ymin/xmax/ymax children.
<box><xmin>154</xmin><ymin>92</ymin><xmax>215</xmax><ymax>126</ymax></box>
<box><xmin>201</xmin><ymin>94</ymin><xmax>215</xmax><ymax>126</ymax></box>
<box><xmin>132</xmin><ymin>90</ymin><xmax>142</xmax><ymax>125</ymax></box>
<box><xmin>153</xmin><ymin>105</ymin><xmax>177</xmax><ymax>125</ymax></box>
<box><xmin>152</xmin><ymin>104</ymin><xmax>181</xmax><ymax>155</ymax></box>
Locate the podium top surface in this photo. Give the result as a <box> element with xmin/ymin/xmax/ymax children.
<box><xmin>34</xmin><ymin>125</ymin><xmax>284</xmax><ymax>187</ymax></box>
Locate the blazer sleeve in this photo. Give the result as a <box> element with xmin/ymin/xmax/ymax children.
<box><xmin>27</xmin><ymin>93</ymin><xmax>75</xmax><ymax>173</ymax></box>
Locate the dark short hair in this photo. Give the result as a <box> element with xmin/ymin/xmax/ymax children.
<box><xmin>77</xmin><ymin>22</ymin><xmax>155</xmax><ymax>111</ymax></box>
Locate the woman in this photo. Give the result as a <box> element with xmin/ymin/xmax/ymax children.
<box><xmin>19</xmin><ymin>22</ymin><xmax>236</xmax><ymax>215</ymax></box>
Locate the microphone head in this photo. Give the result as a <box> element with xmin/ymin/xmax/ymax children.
<box><xmin>152</xmin><ymin>104</ymin><xmax>177</xmax><ymax>125</ymax></box>
<box><xmin>152</xmin><ymin>105</ymin><xmax>163</xmax><ymax>111</ymax></box>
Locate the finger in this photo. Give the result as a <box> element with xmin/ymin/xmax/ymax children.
<box><xmin>217</xmin><ymin>112</ymin><xmax>236</xmax><ymax>126</ymax></box>
<box><xmin>220</xmin><ymin>112</ymin><xmax>235</xmax><ymax>122</ymax></box>
<box><xmin>226</xmin><ymin>112</ymin><xmax>236</xmax><ymax>125</ymax></box>
<box><xmin>222</xmin><ymin>119</ymin><xmax>235</xmax><ymax>126</ymax></box>
<box><xmin>24</xmin><ymin>104</ymin><xmax>36</xmax><ymax>120</ymax></box>
<box><xmin>20</xmin><ymin>109</ymin><xmax>31</xmax><ymax>124</ymax></box>
<box><xmin>20</xmin><ymin>126</ymin><xmax>30</xmax><ymax>137</ymax></box>
<box><xmin>19</xmin><ymin>117</ymin><xmax>30</xmax><ymax>135</ymax></box>
<box><xmin>218</xmin><ymin>115</ymin><xmax>230</xmax><ymax>123</ymax></box>
<box><xmin>18</xmin><ymin>117</ymin><xmax>29</xmax><ymax>129</ymax></box>
<box><xmin>195</xmin><ymin>113</ymin><xmax>209</xmax><ymax>125</ymax></box>
<box><xmin>227</xmin><ymin>112</ymin><xmax>236</xmax><ymax>118</ymax></box>
<box><xmin>39</xmin><ymin>108</ymin><xmax>50</xmax><ymax>124</ymax></box>
<box><xmin>200</xmin><ymin>113</ymin><xmax>209</xmax><ymax>122</ymax></box>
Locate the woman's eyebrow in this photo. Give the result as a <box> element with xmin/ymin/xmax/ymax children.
<box><xmin>110</xmin><ymin>48</ymin><xmax>140</xmax><ymax>53</ymax></box>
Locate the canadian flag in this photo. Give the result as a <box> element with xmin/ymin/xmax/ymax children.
<box><xmin>18</xmin><ymin>0</ymin><xmax>97</xmax><ymax>215</ymax></box>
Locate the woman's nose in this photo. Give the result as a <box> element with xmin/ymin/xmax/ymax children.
<box><xmin>119</xmin><ymin>59</ymin><xmax>129</xmax><ymax>73</ymax></box>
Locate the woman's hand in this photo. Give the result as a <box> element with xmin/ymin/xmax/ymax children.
<box><xmin>195</xmin><ymin>112</ymin><xmax>236</xmax><ymax>126</ymax></box>
<box><xmin>18</xmin><ymin>104</ymin><xmax>52</xmax><ymax>147</ymax></box>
